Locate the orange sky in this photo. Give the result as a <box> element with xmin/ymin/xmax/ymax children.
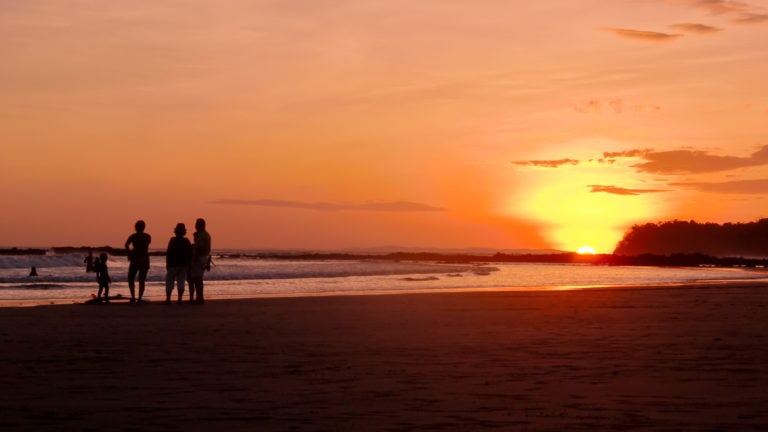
<box><xmin>2</xmin><ymin>1</ymin><xmax>768</xmax><ymax>252</ymax></box>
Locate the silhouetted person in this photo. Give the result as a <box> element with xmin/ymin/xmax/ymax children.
<box><xmin>29</xmin><ymin>266</ymin><xmax>38</xmax><ymax>277</ymax></box>
<box><xmin>165</xmin><ymin>223</ymin><xmax>192</xmax><ymax>305</ymax></box>
<box><xmin>94</xmin><ymin>253</ymin><xmax>111</xmax><ymax>303</ymax></box>
<box><xmin>189</xmin><ymin>218</ymin><xmax>211</xmax><ymax>304</ymax></box>
<box><xmin>84</xmin><ymin>250</ymin><xmax>94</xmax><ymax>273</ymax></box>
<box><xmin>125</xmin><ymin>220</ymin><xmax>151</xmax><ymax>303</ymax></box>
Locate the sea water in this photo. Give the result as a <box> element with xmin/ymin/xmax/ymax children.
<box><xmin>0</xmin><ymin>252</ymin><xmax>766</xmax><ymax>304</ymax></box>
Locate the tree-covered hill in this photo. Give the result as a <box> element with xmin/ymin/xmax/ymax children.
<box><xmin>614</xmin><ymin>219</ymin><xmax>768</xmax><ymax>257</ymax></box>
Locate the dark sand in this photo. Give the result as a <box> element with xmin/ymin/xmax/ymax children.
<box><xmin>1</xmin><ymin>285</ymin><xmax>766</xmax><ymax>431</ymax></box>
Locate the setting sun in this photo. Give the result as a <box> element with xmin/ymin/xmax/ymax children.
<box><xmin>577</xmin><ymin>245</ymin><xmax>597</xmax><ymax>255</ymax></box>
<box><xmin>512</xmin><ymin>163</ymin><xmax>666</xmax><ymax>253</ymax></box>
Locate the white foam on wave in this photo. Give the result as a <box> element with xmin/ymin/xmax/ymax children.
<box><xmin>0</xmin><ymin>255</ymin><xmax>492</xmax><ymax>284</ymax></box>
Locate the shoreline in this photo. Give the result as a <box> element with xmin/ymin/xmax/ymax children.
<box><xmin>2</xmin><ymin>278</ymin><xmax>767</xmax><ymax>309</ymax></box>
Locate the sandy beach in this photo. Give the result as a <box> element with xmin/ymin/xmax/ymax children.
<box><xmin>1</xmin><ymin>285</ymin><xmax>766</xmax><ymax>431</ymax></box>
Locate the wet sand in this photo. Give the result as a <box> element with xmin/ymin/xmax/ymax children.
<box><xmin>0</xmin><ymin>285</ymin><xmax>766</xmax><ymax>431</ymax></box>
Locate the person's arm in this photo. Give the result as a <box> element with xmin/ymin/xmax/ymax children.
<box><xmin>166</xmin><ymin>238</ymin><xmax>173</xmax><ymax>269</ymax></box>
<box><xmin>124</xmin><ymin>235</ymin><xmax>134</xmax><ymax>261</ymax></box>
<box><xmin>191</xmin><ymin>234</ymin><xmax>199</xmax><ymax>261</ymax></box>
<box><xmin>200</xmin><ymin>233</ymin><xmax>212</xmax><ymax>256</ymax></box>
<box><xmin>185</xmin><ymin>239</ymin><xmax>193</xmax><ymax>264</ymax></box>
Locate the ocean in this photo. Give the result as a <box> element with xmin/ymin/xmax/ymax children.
<box><xmin>1</xmin><ymin>251</ymin><xmax>766</xmax><ymax>305</ymax></box>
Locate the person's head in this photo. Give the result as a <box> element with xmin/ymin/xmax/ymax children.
<box><xmin>135</xmin><ymin>220</ymin><xmax>146</xmax><ymax>233</ymax></box>
<box><xmin>99</xmin><ymin>253</ymin><xmax>108</xmax><ymax>262</ymax></box>
<box><xmin>195</xmin><ymin>218</ymin><xmax>206</xmax><ymax>232</ymax></box>
<box><xmin>174</xmin><ymin>223</ymin><xmax>187</xmax><ymax>237</ymax></box>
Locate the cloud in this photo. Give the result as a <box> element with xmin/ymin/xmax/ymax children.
<box><xmin>734</xmin><ymin>13</ymin><xmax>768</xmax><ymax>23</ymax></box>
<box><xmin>597</xmin><ymin>148</ymin><xmax>654</xmax><ymax>165</ymax></box>
<box><xmin>603</xmin><ymin>28</ymin><xmax>683</xmax><ymax>42</ymax></box>
<box><xmin>573</xmin><ymin>98</ymin><xmax>662</xmax><ymax>115</ymax></box>
<box><xmin>670</xmin><ymin>23</ymin><xmax>723</xmax><ymax>33</ymax></box>
<box><xmin>632</xmin><ymin>145</ymin><xmax>768</xmax><ymax>174</ymax></box>
<box><xmin>670</xmin><ymin>179</ymin><xmax>768</xmax><ymax>194</ymax></box>
<box><xmin>662</xmin><ymin>0</ymin><xmax>750</xmax><ymax>15</ymax></box>
<box><xmin>510</xmin><ymin>158</ymin><xmax>580</xmax><ymax>168</ymax></box>
<box><xmin>210</xmin><ymin>199</ymin><xmax>445</xmax><ymax>212</ymax></box>
<box><xmin>514</xmin><ymin>146</ymin><xmax>768</xmax><ymax>178</ymax></box>
<box><xmin>602</xmin><ymin>149</ymin><xmax>654</xmax><ymax>159</ymax></box>
<box><xmin>662</xmin><ymin>0</ymin><xmax>768</xmax><ymax>25</ymax></box>
<box><xmin>588</xmin><ymin>185</ymin><xmax>669</xmax><ymax>195</ymax></box>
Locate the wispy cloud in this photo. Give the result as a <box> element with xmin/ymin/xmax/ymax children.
<box><xmin>603</xmin><ymin>28</ymin><xmax>683</xmax><ymax>42</ymax></box>
<box><xmin>692</xmin><ymin>0</ymin><xmax>752</xmax><ymax>15</ymax></box>
<box><xmin>670</xmin><ymin>23</ymin><xmax>723</xmax><ymax>33</ymax></box>
<box><xmin>670</xmin><ymin>179</ymin><xmax>768</xmax><ymax>194</ymax></box>
<box><xmin>515</xmin><ymin>146</ymin><xmax>768</xmax><ymax>175</ymax></box>
<box><xmin>573</xmin><ymin>98</ymin><xmax>662</xmax><ymax>115</ymax></box>
<box><xmin>512</xmin><ymin>152</ymin><xmax>652</xmax><ymax>169</ymax></box>
<box><xmin>602</xmin><ymin>149</ymin><xmax>654</xmax><ymax>159</ymax></box>
<box><xmin>597</xmin><ymin>148</ymin><xmax>654</xmax><ymax>165</ymax></box>
<box><xmin>210</xmin><ymin>199</ymin><xmax>445</xmax><ymax>212</ymax></box>
<box><xmin>734</xmin><ymin>12</ymin><xmax>768</xmax><ymax>23</ymax></box>
<box><xmin>660</xmin><ymin>0</ymin><xmax>749</xmax><ymax>15</ymax></box>
<box><xmin>662</xmin><ymin>0</ymin><xmax>768</xmax><ymax>25</ymax></box>
<box><xmin>589</xmin><ymin>185</ymin><xmax>669</xmax><ymax>195</ymax></box>
<box><xmin>632</xmin><ymin>145</ymin><xmax>768</xmax><ymax>174</ymax></box>
<box><xmin>510</xmin><ymin>158</ymin><xmax>580</xmax><ymax>168</ymax></box>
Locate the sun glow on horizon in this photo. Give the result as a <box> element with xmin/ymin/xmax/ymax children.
<box><xmin>512</xmin><ymin>165</ymin><xmax>665</xmax><ymax>253</ymax></box>
<box><xmin>577</xmin><ymin>245</ymin><xmax>597</xmax><ymax>255</ymax></box>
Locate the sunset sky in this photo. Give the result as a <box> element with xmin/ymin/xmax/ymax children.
<box><xmin>2</xmin><ymin>0</ymin><xmax>768</xmax><ymax>252</ymax></box>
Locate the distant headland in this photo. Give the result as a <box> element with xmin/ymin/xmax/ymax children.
<box><xmin>614</xmin><ymin>218</ymin><xmax>768</xmax><ymax>257</ymax></box>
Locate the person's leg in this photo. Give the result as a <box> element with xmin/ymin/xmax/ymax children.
<box><xmin>97</xmin><ymin>283</ymin><xmax>104</xmax><ymax>300</ymax></box>
<box><xmin>195</xmin><ymin>277</ymin><xmax>204</xmax><ymax>304</ymax></box>
<box><xmin>137</xmin><ymin>268</ymin><xmax>148</xmax><ymax>301</ymax></box>
<box><xmin>177</xmin><ymin>268</ymin><xmax>186</xmax><ymax>304</ymax></box>
<box><xmin>188</xmin><ymin>272</ymin><xmax>195</xmax><ymax>303</ymax></box>
<box><xmin>165</xmin><ymin>271</ymin><xmax>173</xmax><ymax>304</ymax></box>
<box><xmin>190</xmin><ymin>257</ymin><xmax>206</xmax><ymax>304</ymax></box>
<box><xmin>127</xmin><ymin>265</ymin><xmax>138</xmax><ymax>301</ymax></box>
<box><xmin>103</xmin><ymin>283</ymin><xmax>109</xmax><ymax>303</ymax></box>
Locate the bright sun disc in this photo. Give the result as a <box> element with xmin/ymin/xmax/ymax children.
<box><xmin>577</xmin><ymin>245</ymin><xmax>596</xmax><ymax>255</ymax></box>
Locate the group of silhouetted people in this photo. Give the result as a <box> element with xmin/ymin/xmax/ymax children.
<box><xmin>90</xmin><ymin>218</ymin><xmax>212</xmax><ymax>305</ymax></box>
<box><xmin>161</xmin><ymin>218</ymin><xmax>212</xmax><ymax>305</ymax></box>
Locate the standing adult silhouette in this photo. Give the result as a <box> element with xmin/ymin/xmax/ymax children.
<box><xmin>125</xmin><ymin>220</ymin><xmax>152</xmax><ymax>303</ymax></box>
<box><xmin>189</xmin><ymin>218</ymin><xmax>211</xmax><ymax>304</ymax></box>
<box><xmin>165</xmin><ymin>223</ymin><xmax>192</xmax><ymax>305</ymax></box>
